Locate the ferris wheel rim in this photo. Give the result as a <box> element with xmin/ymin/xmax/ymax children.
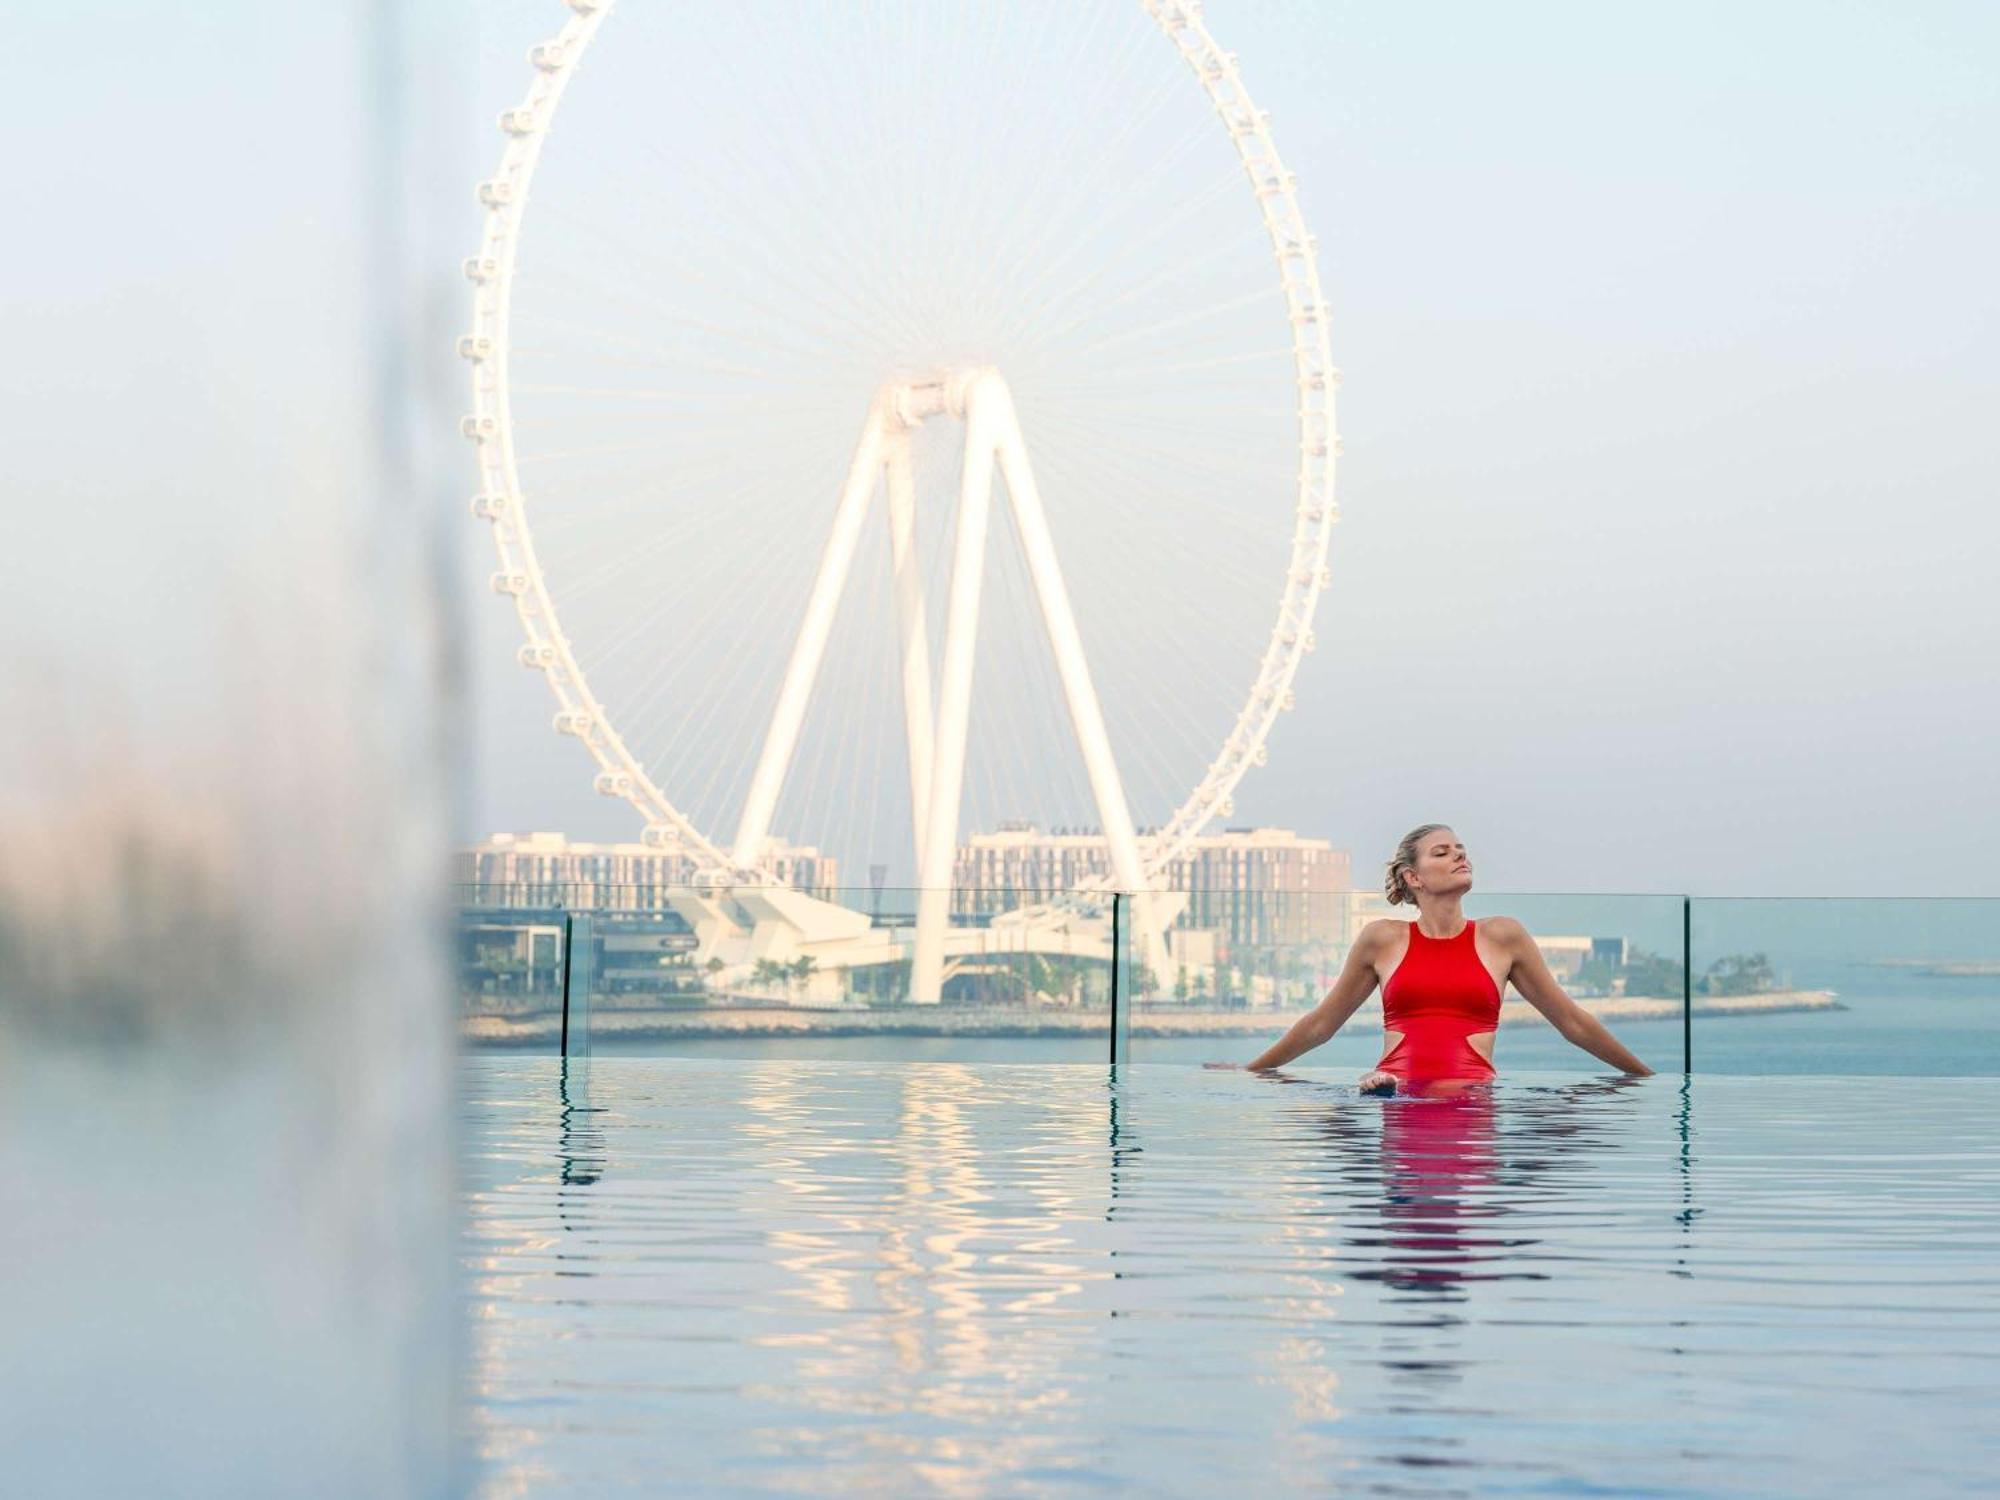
<box><xmin>461</xmin><ymin>0</ymin><xmax>1339</xmax><ymax>885</ymax></box>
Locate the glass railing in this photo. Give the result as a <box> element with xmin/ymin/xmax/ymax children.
<box><xmin>452</xmin><ymin>884</ymin><xmax>2000</xmax><ymax>1074</ymax></box>
<box><xmin>1125</xmin><ymin>890</ymin><xmax>1691</xmax><ymax>1072</ymax></box>
<box><xmin>1688</xmin><ymin>897</ymin><xmax>2000</xmax><ymax>1075</ymax></box>
<box><xmin>454</xmin><ymin>883</ymin><xmax>1119</xmax><ymax>1062</ymax></box>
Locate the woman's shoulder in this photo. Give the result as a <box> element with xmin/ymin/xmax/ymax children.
<box><xmin>1357</xmin><ymin>917</ymin><xmax>1413</xmax><ymax>948</ymax></box>
<box><xmin>1475</xmin><ymin>914</ymin><xmax>1530</xmax><ymax>945</ymax></box>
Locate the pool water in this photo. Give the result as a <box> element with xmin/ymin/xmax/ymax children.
<box><xmin>463</xmin><ymin>1058</ymin><xmax>2000</xmax><ymax>1496</ymax></box>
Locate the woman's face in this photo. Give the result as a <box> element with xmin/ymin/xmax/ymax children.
<box><xmin>1406</xmin><ymin>828</ymin><xmax>1473</xmax><ymax>900</ymax></box>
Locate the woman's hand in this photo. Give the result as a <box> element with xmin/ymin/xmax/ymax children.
<box><xmin>1357</xmin><ymin>1069</ymin><xmax>1397</xmax><ymax>1095</ymax></box>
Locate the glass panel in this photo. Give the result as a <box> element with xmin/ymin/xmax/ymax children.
<box><xmin>454</xmin><ymin>885</ymin><xmax>1118</xmax><ymax>1061</ymax></box>
<box><xmin>457</xmin><ymin>897</ymin><xmax>572</xmax><ymax>1054</ymax></box>
<box><xmin>1691</xmin><ymin>898</ymin><xmax>2000</xmax><ymax>1074</ymax></box>
<box><xmin>1110</xmin><ymin>891</ymin><xmax>1133</xmax><ymax>1065</ymax></box>
<box><xmin>1132</xmin><ymin>888</ymin><xmax>1687</xmax><ymax>1079</ymax></box>
<box><xmin>1464</xmin><ymin>893</ymin><xmax>1686</xmax><ymax>1075</ymax></box>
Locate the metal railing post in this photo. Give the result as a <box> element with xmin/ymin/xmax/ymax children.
<box><xmin>559</xmin><ymin>909</ymin><xmax>574</xmax><ymax>1058</ymax></box>
<box><xmin>559</xmin><ymin>909</ymin><xmax>594</xmax><ymax>1060</ymax></box>
<box><xmin>1109</xmin><ymin>892</ymin><xmax>1131</xmax><ymax>1066</ymax></box>
<box><xmin>1682</xmin><ymin>896</ymin><xmax>1693</xmax><ymax>1076</ymax></box>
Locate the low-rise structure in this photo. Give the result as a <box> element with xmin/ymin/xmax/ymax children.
<box><xmin>457</xmin><ymin>831</ymin><xmax>840</xmax><ymax>908</ymax></box>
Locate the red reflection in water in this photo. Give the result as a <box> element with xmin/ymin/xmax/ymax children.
<box><xmin>1364</xmin><ymin>1083</ymin><xmax>1507</xmax><ymax>1297</ymax></box>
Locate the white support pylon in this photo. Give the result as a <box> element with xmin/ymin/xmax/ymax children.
<box><xmin>909</xmin><ymin>369</ymin><xmax>1169</xmax><ymax>1001</ymax></box>
<box><xmin>909</xmin><ymin>376</ymin><xmax>1001</xmax><ymax>1004</ymax></box>
<box><xmin>884</xmin><ymin>428</ymin><xmax>934</xmax><ymax>865</ymax></box>
<box><xmin>987</xmin><ymin>381</ymin><xmax>1171</xmax><ymax>990</ymax></box>
<box><xmin>730</xmin><ymin>402</ymin><xmax>888</xmax><ymax>870</ymax></box>
<box><xmin>736</xmin><ymin>368</ymin><xmax>1167</xmax><ymax>1003</ymax></box>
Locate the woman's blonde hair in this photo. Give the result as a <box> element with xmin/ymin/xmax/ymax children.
<box><xmin>1384</xmin><ymin>823</ymin><xmax>1450</xmax><ymax>906</ymax></box>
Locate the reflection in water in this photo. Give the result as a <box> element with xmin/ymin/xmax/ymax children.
<box><xmin>1676</xmin><ymin>1077</ymin><xmax>1699</xmax><ymax>1236</ymax></box>
<box><xmin>723</xmin><ymin>1063</ymin><xmax>1112</xmax><ymax>1496</ymax></box>
<box><xmin>1356</xmin><ymin>1086</ymin><xmax>1508</xmax><ymax>1299</ymax></box>
<box><xmin>556</xmin><ymin>1058</ymin><xmax>604</xmax><ymax>1188</ymax></box>
<box><xmin>464</xmin><ymin>1061</ymin><xmax>1998</xmax><ymax>1497</ymax></box>
<box><xmin>1323</xmin><ymin>1077</ymin><xmax>1647</xmax><ymax>1301</ymax></box>
<box><xmin>1292</xmin><ymin>1074</ymin><xmax>1651</xmax><ymax>1473</ymax></box>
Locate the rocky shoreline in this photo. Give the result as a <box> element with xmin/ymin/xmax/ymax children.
<box><xmin>462</xmin><ymin>989</ymin><xmax>1843</xmax><ymax>1047</ymax></box>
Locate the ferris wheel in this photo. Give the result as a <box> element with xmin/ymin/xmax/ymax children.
<box><xmin>462</xmin><ymin>0</ymin><xmax>1338</xmax><ymax>974</ymax></box>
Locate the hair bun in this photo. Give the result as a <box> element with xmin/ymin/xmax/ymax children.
<box><xmin>1384</xmin><ymin>823</ymin><xmax>1448</xmax><ymax>909</ymax></box>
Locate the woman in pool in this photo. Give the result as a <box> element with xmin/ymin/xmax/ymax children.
<box><xmin>1238</xmin><ymin>824</ymin><xmax>1653</xmax><ymax>1092</ymax></box>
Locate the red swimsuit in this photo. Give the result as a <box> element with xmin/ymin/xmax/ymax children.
<box><xmin>1378</xmin><ymin>919</ymin><xmax>1501</xmax><ymax>1084</ymax></box>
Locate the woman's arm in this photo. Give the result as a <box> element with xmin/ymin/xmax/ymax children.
<box><xmin>1243</xmin><ymin>926</ymin><xmax>1385</xmax><ymax>1071</ymax></box>
<box><xmin>1487</xmin><ymin>917</ymin><xmax>1653</xmax><ymax>1076</ymax></box>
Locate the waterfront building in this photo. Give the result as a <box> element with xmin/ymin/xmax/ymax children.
<box><xmin>457</xmin><ymin>831</ymin><xmax>840</xmax><ymax>909</ymax></box>
<box><xmin>956</xmin><ymin>823</ymin><xmax>1352</xmax><ymax>953</ymax></box>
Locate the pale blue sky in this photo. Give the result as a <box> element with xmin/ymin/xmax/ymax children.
<box><xmin>464</xmin><ymin>1</ymin><xmax>1998</xmax><ymax>894</ymax></box>
<box><xmin>7</xmin><ymin>2</ymin><xmax>1995</xmax><ymax>896</ymax></box>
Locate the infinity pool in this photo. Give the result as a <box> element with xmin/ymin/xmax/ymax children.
<box><xmin>463</xmin><ymin>1059</ymin><xmax>2000</xmax><ymax>1496</ymax></box>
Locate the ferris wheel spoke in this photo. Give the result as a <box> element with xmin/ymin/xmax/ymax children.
<box><xmin>1065</xmin><ymin>286</ymin><xmax>1282</xmax><ymax>363</ymax></box>
<box><xmin>524</xmin><ymin>246</ymin><xmax>882</xmax><ymax>370</ymax></box>
<box><xmin>982</xmin><ymin>484</ymin><xmax>1184</xmax><ymax>832</ymax></box>
<box><xmin>618</xmin><ymin>542</ymin><xmax>824</xmax><ymax>768</ymax></box>
<box><xmin>1006</xmin><ymin>187</ymin><xmax>1262</xmax><ymax>361</ymax></box>
<box><xmin>509</xmin><ymin>383</ymin><xmax>808</xmax><ymax>407</ymax></box>
<box><xmin>1015</xmin><ymin>397</ymin><xmax>1285</xmax><ymax>485</ymax></box>
<box><xmin>903</xmin><ymin>4</ymin><xmax>1121</xmax><ymax>340</ymax></box>
<box><xmin>512</xmin><ymin>438</ymin><xmax>701</xmax><ymax>469</ymax></box>
<box><xmin>510</xmin><ymin>344</ymin><xmax>848</xmax><ymax>395</ymax></box>
<box><xmin>621</xmin><ymin>550</ymin><xmax>830</xmax><ymax>785</ymax></box>
<box><xmin>1024</xmin><ymin>423</ymin><xmax>1296</xmax><ymax>519</ymax></box>
<box><xmin>1023</xmin><ymin>453</ymin><xmax>1296</xmax><ymax>605</ymax></box>
<box><xmin>716</xmin><ymin>12</ymin><xmax>925</xmax><ymax>343</ymax></box>
<box><xmin>527</xmin><ymin>455</ymin><xmax>803</xmax><ymax>536</ymax></box>
<box><xmin>589</xmin><ymin>517</ymin><xmax>814</xmax><ymax>713</ymax></box>
<box><xmin>513</xmin><ymin>293</ymin><xmax>859</xmax><ymax>374</ymax></box>
<box><xmin>1024</xmin><ymin>227</ymin><xmax>1275</xmax><ymax>352</ymax></box>
<box><xmin>1022</xmin><ymin>444</ymin><xmax>1289</xmax><ymax>673</ymax></box>
<box><xmin>782</xmin><ymin>557</ymin><xmax>896</xmax><ymax>863</ymax></box>
<box><xmin>527</xmin><ymin>173</ymin><xmax>913</xmax><ymax>361</ymax></box>
<box><xmin>976</xmin><ymin>519</ymin><xmax>1094</xmax><ymax>830</ymax></box>
<box><xmin>972</xmin><ymin>7</ymin><xmax>1155</xmax><ymax>274</ymax></box>
<box><xmin>976</xmin><ymin>62</ymin><xmax>1200</xmax><ymax>321</ymax></box>
<box><xmin>546</xmin><ymin>516</ymin><xmax>734</xmax><ymax>608</ymax></box>
<box><xmin>548</xmin><ymin>478</ymin><xmax>812</xmax><ymax>604</ymax></box>
<box><xmin>987</xmin><ymin>112</ymin><xmax>1228</xmax><ymax>347</ymax></box>
<box><xmin>690</xmin><ymin>550</ymin><xmax>873</xmax><ymax>849</ymax></box>
<box><xmin>1095</xmin><ymin>347</ymin><xmax>1300</xmax><ymax>382</ymax></box>
<box><xmin>820</xmin><ymin>693</ymin><xmax>889</xmax><ymax>882</ymax></box>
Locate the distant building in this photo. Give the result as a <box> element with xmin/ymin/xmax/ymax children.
<box><xmin>1533</xmin><ymin>934</ymin><xmax>1595</xmax><ymax>981</ymax></box>
<box><xmin>1342</xmin><ymin>888</ymin><xmax>1402</xmax><ymax>946</ymax></box>
<box><xmin>954</xmin><ymin>824</ymin><xmax>1351</xmax><ymax>948</ymax></box>
<box><xmin>457</xmin><ymin>831</ymin><xmax>839</xmax><ymax>908</ymax></box>
<box><xmin>456</xmin><ymin>911</ymin><xmax>565</xmax><ymax>998</ymax></box>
